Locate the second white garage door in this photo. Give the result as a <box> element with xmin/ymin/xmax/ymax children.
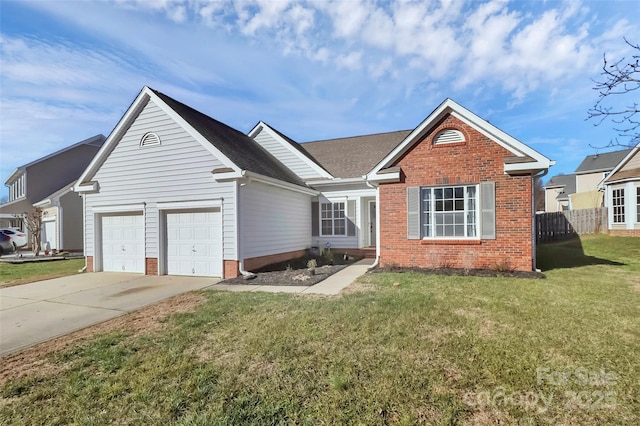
<box><xmin>166</xmin><ymin>210</ymin><xmax>222</xmax><ymax>277</ymax></box>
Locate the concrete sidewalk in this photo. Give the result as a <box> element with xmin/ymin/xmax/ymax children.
<box><xmin>206</xmin><ymin>259</ymin><xmax>373</xmax><ymax>295</ymax></box>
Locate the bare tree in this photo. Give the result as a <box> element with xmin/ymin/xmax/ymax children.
<box><xmin>534</xmin><ymin>177</ymin><xmax>545</xmax><ymax>212</ymax></box>
<box><xmin>587</xmin><ymin>38</ymin><xmax>640</xmax><ymax>148</ymax></box>
<box><xmin>20</xmin><ymin>208</ymin><xmax>45</xmax><ymax>256</ymax></box>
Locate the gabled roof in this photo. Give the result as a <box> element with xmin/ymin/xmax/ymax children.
<box><xmin>247</xmin><ymin>121</ymin><xmax>332</xmax><ymax>179</ymax></box>
<box><xmin>76</xmin><ymin>87</ymin><xmax>306</xmax><ymax>191</ymax></box>
<box><xmin>574</xmin><ymin>149</ymin><xmax>632</xmax><ymax>174</ymax></box>
<box><xmin>545</xmin><ymin>174</ymin><xmax>576</xmax><ymax>200</ymax></box>
<box><xmin>367</xmin><ymin>99</ymin><xmax>553</xmax><ymax>181</ymax></box>
<box><xmin>152</xmin><ymin>90</ymin><xmax>305</xmax><ymax>186</ymax></box>
<box><xmin>603</xmin><ymin>143</ymin><xmax>640</xmax><ymax>184</ymax></box>
<box><xmin>302</xmin><ymin>130</ymin><xmax>411</xmax><ymax>178</ymax></box>
<box><xmin>5</xmin><ymin>134</ymin><xmax>105</xmax><ymax>185</ymax></box>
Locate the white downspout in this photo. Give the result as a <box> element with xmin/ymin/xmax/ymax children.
<box><xmin>365</xmin><ymin>178</ymin><xmax>380</xmax><ymax>269</ymax></box>
<box><xmin>236</xmin><ymin>177</ymin><xmax>255</xmax><ymax>277</ymax></box>
<box><xmin>532</xmin><ymin>169</ymin><xmax>549</xmax><ymax>273</ymax></box>
<box><xmin>78</xmin><ymin>193</ymin><xmax>87</xmax><ymax>272</ymax></box>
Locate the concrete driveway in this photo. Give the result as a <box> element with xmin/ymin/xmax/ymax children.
<box><xmin>0</xmin><ymin>273</ymin><xmax>218</xmax><ymax>355</ymax></box>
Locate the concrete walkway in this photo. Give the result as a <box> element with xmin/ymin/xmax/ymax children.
<box><xmin>207</xmin><ymin>259</ymin><xmax>373</xmax><ymax>295</ymax></box>
<box><xmin>0</xmin><ymin>273</ymin><xmax>217</xmax><ymax>355</ymax></box>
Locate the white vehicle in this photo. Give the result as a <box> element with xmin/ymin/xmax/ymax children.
<box><xmin>0</xmin><ymin>228</ymin><xmax>27</xmax><ymax>248</ymax></box>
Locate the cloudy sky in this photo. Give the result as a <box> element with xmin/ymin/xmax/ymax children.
<box><xmin>1</xmin><ymin>0</ymin><xmax>639</xmax><ymax>188</ymax></box>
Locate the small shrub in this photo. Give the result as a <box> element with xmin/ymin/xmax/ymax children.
<box><xmin>493</xmin><ymin>260</ymin><xmax>514</xmax><ymax>273</ymax></box>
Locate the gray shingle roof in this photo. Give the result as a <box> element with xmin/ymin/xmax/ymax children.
<box><xmin>574</xmin><ymin>149</ymin><xmax>632</xmax><ymax>174</ymax></box>
<box><xmin>152</xmin><ymin>90</ymin><xmax>305</xmax><ymax>187</ymax></box>
<box><xmin>545</xmin><ymin>174</ymin><xmax>576</xmax><ymax>200</ymax></box>
<box><xmin>301</xmin><ymin>130</ymin><xmax>411</xmax><ymax>178</ymax></box>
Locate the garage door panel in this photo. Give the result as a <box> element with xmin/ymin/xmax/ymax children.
<box><xmin>102</xmin><ymin>215</ymin><xmax>144</xmax><ymax>273</ymax></box>
<box><xmin>166</xmin><ymin>210</ymin><xmax>221</xmax><ymax>277</ymax></box>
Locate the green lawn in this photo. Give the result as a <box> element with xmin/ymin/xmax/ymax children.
<box><xmin>0</xmin><ymin>258</ymin><xmax>85</xmax><ymax>287</ymax></box>
<box><xmin>1</xmin><ymin>235</ymin><xmax>639</xmax><ymax>425</ymax></box>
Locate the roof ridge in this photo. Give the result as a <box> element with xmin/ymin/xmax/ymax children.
<box><xmin>303</xmin><ymin>129</ymin><xmax>412</xmax><ymax>144</ymax></box>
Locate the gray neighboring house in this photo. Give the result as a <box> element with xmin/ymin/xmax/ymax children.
<box><xmin>544</xmin><ymin>174</ymin><xmax>576</xmax><ymax>212</ymax></box>
<box><xmin>0</xmin><ymin>135</ymin><xmax>106</xmax><ymax>251</ymax></box>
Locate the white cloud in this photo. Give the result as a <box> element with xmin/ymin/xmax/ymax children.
<box><xmin>336</xmin><ymin>51</ymin><xmax>363</xmax><ymax>70</ymax></box>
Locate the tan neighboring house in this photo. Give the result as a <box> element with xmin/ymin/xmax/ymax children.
<box><xmin>544</xmin><ymin>174</ymin><xmax>575</xmax><ymax>212</ymax></box>
<box><xmin>544</xmin><ymin>149</ymin><xmax>632</xmax><ymax>212</ymax></box>
<box><xmin>602</xmin><ymin>143</ymin><xmax>640</xmax><ymax>236</ymax></box>
<box><xmin>571</xmin><ymin>149</ymin><xmax>632</xmax><ymax>209</ymax></box>
<box><xmin>0</xmin><ymin>135</ymin><xmax>106</xmax><ymax>251</ymax></box>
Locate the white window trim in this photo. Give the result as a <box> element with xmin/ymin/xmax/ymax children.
<box><xmin>636</xmin><ymin>186</ymin><xmax>640</xmax><ymax>224</ymax></box>
<box><xmin>320</xmin><ymin>201</ymin><xmax>347</xmax><ymax>237</ymax></box>
<box><xmin>612</xmin><ymin>188</ymin><xmax>625</xmax><ymax>224</ymax></box>
<box><xmin>420</xmin><ymin>184</ymin><xmax>480</xmax><ymax>239</ymax></box>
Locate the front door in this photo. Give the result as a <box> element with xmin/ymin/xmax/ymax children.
<box><xmin>368</xmin><ymin>201</ymin><xmax>376</xmax><ymax>247</ymax></box>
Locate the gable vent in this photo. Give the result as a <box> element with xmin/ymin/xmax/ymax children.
<box><xmin>140</xmin><ymin>132</ymin><xmax>161</xmax><ymax>147</ymax></box>
<box><xmin>433</xmin><ymin>129</ymin><xmax>465</xmax><ymax>145</ymax></box>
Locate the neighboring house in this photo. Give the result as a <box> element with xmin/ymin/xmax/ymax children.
<box><xmin>571</xmin><ymin>149</ymin><xmax>632</xmax><ymax>209</ymax></box>
<box><xmin>74</xmin><ymin>86</ymin><xmax>553</xmax><ymax>277</ymax></box>
<box><xmin>602</xmin><ymin>143</ymin><xmax>640</xmax><ymax>236</ymax></box>
<box><xmin>544</xmin><ymin>174</ymin><xmax>576</xmax><ymax>212</ymax></box>
<box><xmin>0</xmin><ymin>135</ymin><xmax>106</xmax><ymax>251</ymax></box>
<box><xmin>543</xmin><ymin>149</ymin><xmax>632</xmax><ymax>212</ymax></box>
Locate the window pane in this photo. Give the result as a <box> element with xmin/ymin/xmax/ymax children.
<box><xmin>444</xmin><ymin>187</ymin><xmax>453</xmax><ymax>198</ymax></box>
<box><xmin>334</xmin><ymin>221</ymin><xmax>345</xmax><ymax>235</ymax></box>
<box><xmin>434</xmin><ymin>188</ymin><xmax>443</xmax><ymax>199</ymax></box>
<box><xmin>435</xmin><ymin>200</ymin><xmax>444</xmax><ymax>211</ymax></box>
<box><xmin>444</xmin><ymin>200</ymin><xmax>453</xmax><ymax>211</ymax></box>
<box><xmin>454</xmin><ymin>187</ymin><xmax>463</xmax><ymax>198</ymax></box>
<box><xmin>454</xmin><ymin>224</ymin><xmax>464</xmax><ymax>236</ymax></box>
<box><xmin>321</xmin><ymin>220</ymin><xmax>332</xmax><ymax>235</ymax></box>
<box><xmin>454</xmin><ymin>199</ymin><xmax>464</xmax><ymax>210</ymax></box>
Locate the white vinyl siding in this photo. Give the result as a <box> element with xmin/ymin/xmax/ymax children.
<box><xmin>84</xmin><ymin>99</ymin><xmax>237</xmax><ymax>260</ymax></box>
<box><xmin>252</xmin><ymin>128</ymin><xmax>326</xmax><ymax>180</ymax></box>
<box><xmin>239</xmin><ymin>181</ymin><xmax>311</xmax><ymax>259</ymax></box>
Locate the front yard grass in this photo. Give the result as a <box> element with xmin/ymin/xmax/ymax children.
<box><xmin>1</xmin><ymin>235</ymin><xmax>638</xmax><ymax>424</ymax></box>
<box><xmin>0</xmin><ymin>258</ymin><xmax>85</xmax><ymax>287</ymax></box>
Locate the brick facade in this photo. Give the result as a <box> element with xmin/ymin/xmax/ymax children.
<box><xmin>608</xmin><ymin>229</ymin><xmax>640</xmax><ymax>237</ymax></box>
<box><xmin>378</xmin><ymin>114</ymin><xmax>534</xmax><ymax>272</ymax></box>
<box><xmin>145</xmin><ymin>258</ymin><xmax>158</xmax><ymax>275</ymax></box>
<box><xmin>86</xmin><ymin>256</ymin><xmax>93</xmax><ymax>272</ymax></box>
<box><xmin>224</xmin><ymin>260</ymin><xmax>240</xmax><ymax>279</ymax></box>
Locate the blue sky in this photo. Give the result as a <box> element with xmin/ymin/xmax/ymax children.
<box><xmin>1</xmin><ymin>0</ymin><xmax>639</xmax><ymax>191</ymax></box>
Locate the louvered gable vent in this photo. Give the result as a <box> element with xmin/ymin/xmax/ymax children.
<box><xmin>140</xmin><ymin>132</ymin><xmax>161</xmax><ymax>147</ymax></box>
<box><xmin>433</xmin><ymin>129</ymin><xmax>465</xmax><ymax>145</ymax></box>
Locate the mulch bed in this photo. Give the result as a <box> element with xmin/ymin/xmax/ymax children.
<box><xmin>370</xmin><ymin>266</ymin><xmax>545</xmax><ymax>279</ymax></box>
<box><xmin>221</xmin><ymin>264</ymin><xmax>351</xmax><ymax>286</ymax></box>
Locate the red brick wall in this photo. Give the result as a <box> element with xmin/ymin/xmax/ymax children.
<box><xmin>86</xmin><ymin>256</ymin><xmax>93</xmax><ymax>272</ymax></box>
<box><xmin>609</xmin><ymin>229</ymin><xmax>640</xmax><ymax>237</ymax></box>
<box><xmin>378</xmin><ymin>114</ymin><xmax>534</xmax><ymax>271</ymax></box>
<box><xmin>145</xmin><ymin>258</ymin><xmax>158</xmax><ymax>275</ymax></box>
<box><xmin>224</xmin><ymin>260</ymin><xmax>239</xmax><ymax>279</ymax></box>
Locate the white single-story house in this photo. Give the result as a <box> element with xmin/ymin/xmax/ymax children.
<box><xmin>74</xmin><ymin>86</ymin><xmax>553</xmax><ymax>277</ymax></box>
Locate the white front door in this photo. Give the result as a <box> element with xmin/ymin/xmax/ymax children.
<box><xmin>42</xmin><ymin>219</ymin><xmax>57</xmax><ymax>250</ymax></box>
<box><xmin>102</xmin><ymin>215</ymin><xmax>145</xmax><ymax>273</ymax></box>
<box><xmin>166</xmin><ymin>210</ymin><xmax>222</xmax><ymax>277</ymax></box>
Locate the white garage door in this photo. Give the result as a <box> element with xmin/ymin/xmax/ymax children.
<box><xmin>102</xmin><ymin>215</ymin><xmax>144</xmax><ymax>273</ymax></box>
<box><xmin>166</xmin><ymin>210</ymin><xmax>222</xmax><ymax>277</ymax></box>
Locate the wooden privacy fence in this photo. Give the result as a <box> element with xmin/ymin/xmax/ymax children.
<box><xmin>536</xmin><ymin>208</ymin><xmax>607</xmax><ymax>242</ymax></box>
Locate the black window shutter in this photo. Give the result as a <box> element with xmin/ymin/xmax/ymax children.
<box><xmin>311</xmin><ymin>201</ymin><xmax>319</xmax><ymax>237</ymax></box>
